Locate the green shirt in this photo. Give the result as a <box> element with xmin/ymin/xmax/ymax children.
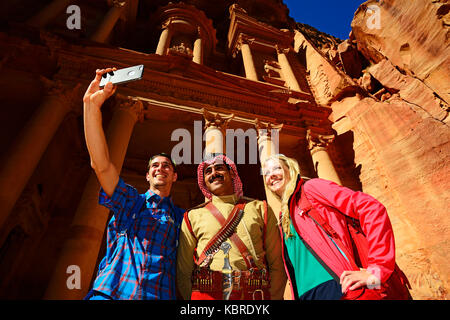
<box><xmin>284</xmin><ymin>222</ymin><xmax>334</xmax><ymax>297</ymax></box>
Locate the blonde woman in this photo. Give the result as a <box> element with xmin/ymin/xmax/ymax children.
<box><xmin>262</xmin><ymin>154</ymin><xmax>411</xmax><ymax>300</ymax></box>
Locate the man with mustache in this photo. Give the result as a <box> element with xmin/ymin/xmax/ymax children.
<box><xmin>83</xmin><ymin>68</ymin><xmax>184</xmax><ymax>299</ymax></box>
<box><xmin>176</xmin><ymin>154</ymin><xmax>286</xmax><ymax>300</ymax></box>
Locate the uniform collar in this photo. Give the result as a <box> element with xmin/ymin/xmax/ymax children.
<box><xmin>211</xmin><ymin>193</ymin><xmax>238</xmax><ymax>205</ymax></box>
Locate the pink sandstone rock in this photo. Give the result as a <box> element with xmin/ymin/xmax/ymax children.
<box><xmin>351</xmin><ymin>0</ymin><xmax>450</xmax><ymax>104</ymax></box>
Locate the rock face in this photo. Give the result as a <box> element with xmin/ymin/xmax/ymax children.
<box><xmin>351</xmin><ymin>0</ymin><xmax>450</xmax><ymax>105</ymax></box>
<box><xmin>300</xmin><ymin>0</ymin><xmax>449</xmax><ymax>299</ymax></box>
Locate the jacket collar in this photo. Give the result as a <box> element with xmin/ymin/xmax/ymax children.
<box><xmin>211</xmin><ymin>193</ymin><xmax>238</xmax><ymax>205</ymax></box>
<box><xmin>288</xmin><ymin>175</ymin><xmax>304</xmax><ymax>217</ymax></box>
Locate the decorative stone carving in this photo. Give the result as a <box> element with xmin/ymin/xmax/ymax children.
<box><xmin>201</xmin><ymin>108</ymin><xmax>234</xmax><ymax>131</ymax></box>
<box><xmin>264</xmin><ymin>60</ymin><xmax>281</xmax><ymax>78</ymax></box>
<box><xmin>201</xmin><ymin>108</ymin><xmax>234</xmax><ymax>156</ymax></box>
<box><xmin>232</xmin><ymin>33</ymin><xmax>255</xmax><ymax>58</ymax></box>
<box><xmin>254</xmin><ymin>118</ymin><xmax>283</xmax><ymax>139</ymax></box>
<box><xmin>229</xmin><ymin>3</ymin><xmax>247</xmax><ymax>15</ymax></box>
<box><xmin>39</xmin><ymin>76</ymin><xmax>83</xmax><ymax>114</ymax></box>
<box><xmin>116</xmin><ymin>97</ymin><xmax>145</xmax><ymax>123</ymax></box>
<box><xmin>306</xmin><ymin>129</ymin><xmax>335</xmax><ymax>153</ymax></box>
<box><xmin>111</xmin><ymin>0</ymin><xmax>126</xmax><ymax>9</ymax></box>
<box><xmin>168</xmin><ymin>42</ymin><xmax>193</xmax><ymax>58</ymax></box>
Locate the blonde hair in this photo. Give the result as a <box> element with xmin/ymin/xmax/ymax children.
<box><xmin>263</xmin><ymin>154</ymin><xmax>301</xmax><ymax>238</ymax></box>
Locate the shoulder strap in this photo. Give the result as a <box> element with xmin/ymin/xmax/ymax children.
<box><xmin>183</xmin><ymin>210</ymin><xmax>196</xmax><ymax>240</ymax></box>
<box><xmin>201</xmin><ymin>199</ymin><xmax>258</xmax><ymax>269</ymax></box>
<box><xmin>194</xmin><ymin>200</ymin><xmax>245</xmax><ymax>267</ymax></box>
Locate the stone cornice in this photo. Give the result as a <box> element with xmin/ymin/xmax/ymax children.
<box><xmin>228</xmin><ymin>3</ymin><xmax>293</xmax><ymax>56</ymax></box>
<box><xmin>51</xmin><ymin>48</ymin><xmax>318</xmax><ymax>122</ymax></box>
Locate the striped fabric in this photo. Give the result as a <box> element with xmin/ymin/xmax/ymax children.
<box><xmin>91</xmin><ymin>177</ymin><xmax>184</xmax><ymax>299</ymax></box>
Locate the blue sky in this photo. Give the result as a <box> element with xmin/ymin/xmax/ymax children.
<box><xmin>282</xmin><ymin>0</ymin><xmax>366</xmax><ymax>39</ymax></box>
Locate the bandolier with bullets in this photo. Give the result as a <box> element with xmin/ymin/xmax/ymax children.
<box><xmin>185</xmin><ymin>199</ymin><xmax>270</xmax><ymax>300</ymax></box>
<box><xmin>176</xmin><ymin>155</ymin><xmax>286</xmax><ymax>300</ymax></box>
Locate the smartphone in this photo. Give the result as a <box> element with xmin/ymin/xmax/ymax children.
<box><xmin>99</xmin><ymin>64</ymin><xmax>144</xmax><ymax>88</ymax></box>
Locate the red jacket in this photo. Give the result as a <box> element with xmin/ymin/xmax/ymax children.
<box><xmin>282</xmin><ymin>178</ymin><xmax>396</xmax><ymax>297</ymax></box>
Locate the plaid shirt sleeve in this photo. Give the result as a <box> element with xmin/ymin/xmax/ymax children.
<box><xmin>98</xmin><ymin>177</ymin><xmax>140</xmax><ymax>230</ymax></box>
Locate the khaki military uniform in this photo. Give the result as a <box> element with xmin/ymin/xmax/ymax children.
<box><xmin>176</xmin><ymin>194</ymin><xmax>286</xmax><ymax>300</ymax></box>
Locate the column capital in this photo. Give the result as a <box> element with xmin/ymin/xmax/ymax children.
<box><xmin>110</xmin><ymin>0</ymin><xmax>126</xmax><ymax>8</ymax></box>
<box><xmin>196</xmin><ymin>26</ymin><xmax>203</xmax><ymax>38</ymax></box>
<box><xmin>229</xmin><ymin>3</ymin><xmax>248</xmax><ymax>16</ymax></box>
<box><xmin>306</xmin><ymin>128</ymin><xmax>335</xmax><ymax>153</ymax></box>
<box><xmin>237</xmin><ymin>33</ymin><xmax>255</xmax><ymax>48</ymax></box>
<box><xmin>201</xmin><ymin>108</ymin><xmax>234</xmax><ymax>132</ymax></box>
<box><xmin>161</xmin><ymin>17</ymin><xmax>174</xmax><ymax>30</ymax></box>
<box><xmin>232</xmin><ymin>33</ymin><xmax>255</xmax><ymax>57</ymax></box>
<box><xmin>115</xmin><ymin>97</ymin><xmax>145</xmax><ymax>123</ymax></box>
<box><xmin>275</xmin><ymin>44</ymin><xmax>292</xmax><ymax>55</ymax></box>
<box><xmin>39</xmin><ymin>76</ymin><xmax>83</xmax><ymax>114</ymax></box>
<box><xmin>254</xmin><ymin>119</ymin><xmax>283</xmax><ymax>139</ymax></box>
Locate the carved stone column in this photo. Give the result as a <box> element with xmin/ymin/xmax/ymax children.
<box><xmin>0</xmin><ymin>79</ymin><xmax>82</xmax><ymax>231</ymax></box>
<box><xmin>237</xmin><ymin>34</ymin><xmax>258</xmax><ymax>81</ymax></box>
<box><xmin>155</xmin><ymin>19</ymin><xmax>173</xmax><ymax>55</ymax></box>
<box><xmin>307</xmin><ymin>129</ymin><xmax>342</xmax><ymax>185</ymax></box>
<box><xmin>276</xmin><ymin>45</ymin><xmax>301</xmax><ymax>92</ymax></box>
<box><xmin>193</xmin><ymin>27</ymin><xmax>204</xmax><ymax>64</ymax></box>
<box><xmin>254</xmin><ymin>119</ymin><xmax>283</xmax><ymax>223</ymax></box>
<box><xmin>202</xmin><ymin>109</ymin><xmax>234</xmax><ymax>157</ymax></box>
<box><xmin>27</xmin><ymin>0</ymin><xmax>73</xmax><ymax>28</ymax></box>
<box><xmin>254</xmin><ymin>119</ymin><xmax>283</xmax><ymax>163</ymax></box>
<box><xmin>90</xmin><ymin>0</ymin><xmax>126</xmax><ymax>43</ymax></box>
<box><xmin>44</xmin><ymin>98</ymin><xmax>144</xmax><ymax>300</ymax></box>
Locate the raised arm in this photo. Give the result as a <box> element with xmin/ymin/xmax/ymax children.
<box><xmin>83</xmin><ymin>68</ymin><xmax>119</xmax><ymax>197</ymax></box>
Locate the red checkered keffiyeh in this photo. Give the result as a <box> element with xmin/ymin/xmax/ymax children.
<box><xmin>197</xmin><ymin>154</ymin><xmax>243</xmax><ymax>200</ymax></box>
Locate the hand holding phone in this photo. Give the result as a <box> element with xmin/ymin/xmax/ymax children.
<box><xmin>83</xmin><ymin>67</ymin><xmax>117</xmax><ymax>109</ymax></box>
<box><xmin>99</xmin><ymin>64</ymin><xmax>145</xmax><ymax>88</ymax></box>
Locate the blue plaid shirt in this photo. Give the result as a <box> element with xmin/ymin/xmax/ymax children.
<box><xmin>92</xmin><ymin>177</ymin><xmax>184</xmax><ymax>300</ymax></box>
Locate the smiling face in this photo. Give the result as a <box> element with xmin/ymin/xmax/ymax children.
<box><xmin>146</xmin><ymin>156</ymin><xmax>177</xmax><ymax>191</ymax></box>
<box><xmin>263</xmin><ymin>158</ymin><xmax>290</xmax><ymax>198</ymax></box>
<box><xmin>203</xmin><ymin>162</ymin><xmax>235</xmax><ymax>197</ymax></box>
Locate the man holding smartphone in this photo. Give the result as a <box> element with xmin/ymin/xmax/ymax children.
<box><xmin>83</xmin><ymin>68</ymin><xmax>184</xmax><ymax>299</ymax></box>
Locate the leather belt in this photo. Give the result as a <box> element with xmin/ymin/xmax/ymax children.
<box><xmin>191</xmin><ymin>267</ymin><xmax>270</xmax><ymax>298</ymax></box>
